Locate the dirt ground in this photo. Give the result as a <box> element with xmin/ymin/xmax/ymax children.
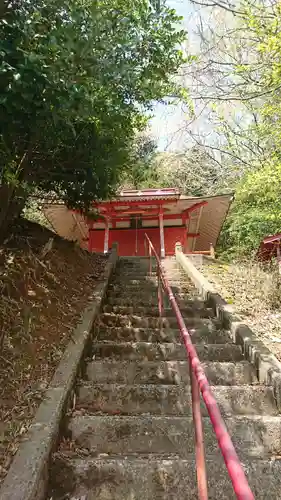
<box><xmin>197</xmin><ymin>258</ymin><xmax>281</xmax><ymax>362</ymax></box>
<box><xmin>0</xmin><ymin>218</ymin><xmax>108</xmax><ymax>483</ymax></box>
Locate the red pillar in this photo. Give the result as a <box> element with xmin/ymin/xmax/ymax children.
<box><xmin>104</xmin><ymin>218</ymin><xmax>109</xmax><ymax>253</ymax></box>
<box><xmin>159</xmin><ymin>208</ymin><xmax>165</xmax><ymax>258</ymax></box>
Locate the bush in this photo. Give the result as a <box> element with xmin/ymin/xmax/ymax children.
<box><xmin>219</xmin><ymin>160</ymin><xmax>281</xmax><ymax>257</ymax></box>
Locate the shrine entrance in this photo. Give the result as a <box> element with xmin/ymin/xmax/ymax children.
<box><xmin>42</xmin><ymin>189</ymin><xmax>233</xmax><ymax>258</ymax></box>
<box><xmin>87</xmin><ymin>189</ymin><xmax>208</xmax><ymax>257</ymax></box>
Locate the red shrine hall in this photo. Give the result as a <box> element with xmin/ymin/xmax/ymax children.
<box><xmin>90</xmin><ymin>188</ymin><xmax>208</xmax><ymax>256</ymax></box>
<box><xmin>43</xmin><ymin>188</ymin><xmax>232</xmax><ymax>257</ymax></box>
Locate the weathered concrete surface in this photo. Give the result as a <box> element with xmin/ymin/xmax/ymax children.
<box><xmin>69</xmin><ymin>414</ymin><xmax>281</xmax><ymax>457</ymax></box>
<box><xmin>49</xmin><ymin>456</ymin><xmax>281</xmax><ymax>500</ymax></box>
<box><xmin>77</xmin><ymin>383</ymin><xmax>277</xmax><ymax>416</ymax></box>
<box><xmin>48</xmin><ymin>255</ymin><xmax>281</xmax><ymax>499</ymax></box>
<box><xmin>0</xmin><ymin>246</ymin><xmax>118</xmax><ymax>500</ymax></box>
<box><xmin>107</xmin><ymin>284</ymin><xmax>196</xmax><ymax>298</ymax></box>
<box><xmin>90</xmin><ymin>341</ymin><xmax>244</xmax><ymax>362</ymax></box>
<box><xmin>86</xmin><ymin>360</ymin><xmax>258</xmax><ymax>385</ymax></box>
<box><xmin>99</xmin><ymin>311</ymin><xmax>221</xmax><ymax>329</ymax></box>
<box><xmin>105</xmin><ymin>295</ymin><xmax>207</xmax><ymax>307</ymax></box>
<box><xmin>93</xmin><ymin>324</ymin><xmax>232</xmax><ymax>343</ymax></box>
<box><xmin>103</xmin><ymin>304</ymin><xmax>215</xmax><ymax>318</ymax></box>
<box><xmin>175</xmin><ymin>247</ymin><xmax>281</xmax><ymax>410</ymax></box>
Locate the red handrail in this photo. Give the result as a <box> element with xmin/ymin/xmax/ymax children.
<box><xmin>145</xmin><ymin>233</ymin><xmax>254</xmax><ymax>500</ymax></box>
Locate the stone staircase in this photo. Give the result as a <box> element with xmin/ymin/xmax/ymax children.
<box><xmin>49</xmin><ymin>257</ymin><xmax>281</xmax><ymax>499</ymax></box>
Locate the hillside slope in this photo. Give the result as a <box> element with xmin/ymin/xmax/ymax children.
<box><xmin>0</xmin><ymin>219</ymin><xmax>107</xmax><ymax>482</ymax></box>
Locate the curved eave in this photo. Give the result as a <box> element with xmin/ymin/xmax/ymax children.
<box><xmin>42</xmin><ymin>192</ymin><xmax>233</xmax><ymax>252</ymax></box>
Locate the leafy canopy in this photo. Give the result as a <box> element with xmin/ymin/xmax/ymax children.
<box><xmin>124</xmin><ymin>145</ymin><xmax>227</xmax><ymax>196</ymax></box>
<box><xmin>195</xmin><ymin>0</ymin><xmax>281</xmax><ymax>256</ymax></box>
<box><xmin>0</xmin><ymin>0</ymin><xmax>187</xmax><ymax>211</ymax></box>
<box><xmin>121</xmin><ymin>134</ymin><xmax>158</xmax><ymax>189</ymax></box>
<box><xmin>223</xmin><ymin>160</ymin><xmax>281</xmax><ymax>255</ymax></box>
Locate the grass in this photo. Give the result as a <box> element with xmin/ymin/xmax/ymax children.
<box><xmin>197</xmin><ymin>257</ymin><xmax>281</xmax><ymax>361</ymax></box>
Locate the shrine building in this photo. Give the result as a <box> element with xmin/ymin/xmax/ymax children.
<box><xmin>43</xmin><ymin>188</ymin><xmax>232</xmax><ymax>257</ymax></box>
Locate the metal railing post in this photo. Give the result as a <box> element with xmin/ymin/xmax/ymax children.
<box><xmin>157</xmin><ymin>268</ymin><xmax>163</xmax><ymax>318</ymax></box>
<box><xmin>149</xmin><ymin>243</ymin><xmax>152</xmax><ymax>277</ymax></box>
<box><xmin>189</xmin><ymin>359</ymin><xmax>208</xmax><ymax>500</ymax></box>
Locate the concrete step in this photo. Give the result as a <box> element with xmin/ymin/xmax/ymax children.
<box><xmin>108</xmin><ymin>277</ymin><xmax>193</xmax><ymax>286</ymax></box>
<box><xmin>113</xmin><ymin>271</ymin><xmax>157</xmax><ymax>277</ymax></box>
<box><xmin>105</xmin><ymin>295</ymin><xmax>206</xmax><ymax>308</ymax></box>
<box><xmin>106</xmin><ymin>288</ymin><xmax>199</xmax><ymax>311</ymax></box>
<box><xmin>108</xmin><ymin>279</ymin><xmax>159</xmax><ymax>287</ymax></box>
<box><xmin>108</xmin><ymin>282</ymin><xmax>196</xmax><ymax>297</ymax></box>
<box><xmin>107</xmin><ymin>285</ymin><xmax>158</xmax><ymax>294</ymax></box>
<box><xmin>116</xmin><ymin>259</ymin><xmax>155</xmax><ymax>267</ymax></box>
<box><xmin>108</xmin><ymin>280</ymin><xmax>193</xmax><ymax>290</ymax></box>
<box><xmin>117</xmin><ymin>262</ymin><xmax>155</xmax><ymax>269</ymax></box>
<box><xmin>86</xmin><ymin>360</ymin><xmax>258</xmax><ymax>385</ymax></box>
<box><xmin>115</xmin><ymin>265</ymin><xmax>186</xmax><ymax>274</ymax></box>
<box><xmin>49</xmin><ymin>456</ymin><xmax>281</xmax><ymax>499</ymax></box>
<box><xmin>76</xmin><ymin>384</ymin><xmax>277</xmax><ymax>416</ymax></box>
<box><xmin>114</xmin><ymin>265</ymin><xmax>158</xmax><ymax>276</ymax></box>
<box><xmin>111</xmin><ymin>273</ymin><xmax>193</xmax><ymax>285</ymax></box>
<box><xmin>118</xmin><ymin>257</ymin><xmax>155</xmax><ymax>264</ymax></box>
<box><xmin>93</xmin><ymin>326</ymin><xmax>231</xmax><ymax>344</ymax></box>
<box><xmin>98</xmin><ymin>312</ymin><xmax>222</xmax><ymax>329</ymax></box>
<box><xmin>90</xmin><ymin>342</ymin><xmax>243</xmax><ymax>362</ymax></box>
<box><xmin>102</xmin><ymin>304</ymin><xmax>215</xmax><ymax>318</ymax></box>
<box><xmin>69</xmin><ymin>415</ymin><xmax>281</xmax><ymax>458</ymax></box>
<box><xmin>106</xmin><ymin>276</ymin><xmax>196</xmax><ymax>290</ymax></box>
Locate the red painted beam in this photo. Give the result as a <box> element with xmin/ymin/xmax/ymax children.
<box><xmin>186</xmin><ymin>233</ymin><xmax>200</xmax><ymax>238</ymax></box>
<box><xmin>73</xmin><ymin>199</ymin><xmax>207</xmax><ymax>218</ymax></box>
<box><xmin>88</xmin><ymin>213</ymin><xmax>185</xmax><ymax>224</ymax></box>
<box><xmin>88</xmin><ymin>227</ymin><xmax>200</xmax><ymax>240</ymax></box>
<box><xmin>183</xmin><ymin>200</ymin><xmax>208</xmax><ymax>214</ymax></box>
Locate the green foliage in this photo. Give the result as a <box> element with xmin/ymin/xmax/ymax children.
<box><xmin>0</xmin><ymin>0</ymin><xmax>187</xmax><ymax>221</ymax></box>
<box><xmin>236</xmin><ymin>1</ymin><xmax>281</xmax><ymax>156</ymax></box>
<box><xmin>122</xmin><ymin>134</ymin><xmax>158</xmax><ymax>188</ymax></box>
<box><xmin>220</xmin><ymin>160</ymin><xmax>281</xmax><ymax>256</ymax></box>
<box><xmin>201</xmin><ymin>0</ymin><xmax>281</xmax><ymax>257</ymax></box>
<box><xmin>23</xmin><ymin>199</ymin><xmax>53</xmax><ymax>230</ymax></box>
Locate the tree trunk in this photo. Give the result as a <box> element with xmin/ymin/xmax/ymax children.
<box><xmin>0</xmin><ymin>148</ymin><xmax>33</xmax><ymax>240</ymax></box>
<box><xmin>0</xmin><ymin>184</ymin><xmax>28</xmax><ymax>240</ymax></box>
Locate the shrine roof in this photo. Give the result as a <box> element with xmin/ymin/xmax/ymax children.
<box><xmin>42</xmin><ymin>192</ymin><xmax>233</xmax><ymax>252</ymax></box>
<box><xmin>262</xmin><ymin>233</ymin><xmax>281</xmax><ymax>244</ymax></box>
<box><xmin>105</xmin><ymin>188</ymin><xmax>181</xmax><ymax>203</ymax></box>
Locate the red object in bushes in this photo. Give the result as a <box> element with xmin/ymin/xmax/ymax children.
<box><xmin>257</xmin><ymin>233</ymin><xmax>281</xmax><ymax>261</ymax></box>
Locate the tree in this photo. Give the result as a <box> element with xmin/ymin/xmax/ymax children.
<box><xmin>182</xmin><ymin>0</ymin><xmax>281</xmax><ymax>256</ymax></box>
<box><xmin>121</xmin><ymin>134</ymin><xmax>158</xmax><ymax>189</ymax></box>
<box><xmin>181</xmin><ymin>0</ymin><xmax>276</xmax><ymax>173</ymax></box>
<box><xmin>0</xmin><ymin>0</ymin><xmax>187</xmax><ymax>235</ymax></box>
<box><xmin>221</xmin><ymin>160</ymin><xmax>281</xmax><ymax>255</ymax></box>
<box><xmin>137</xmin><ymin>146</ymin><xmax>228</xmax><ymax>195</ymax></box>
